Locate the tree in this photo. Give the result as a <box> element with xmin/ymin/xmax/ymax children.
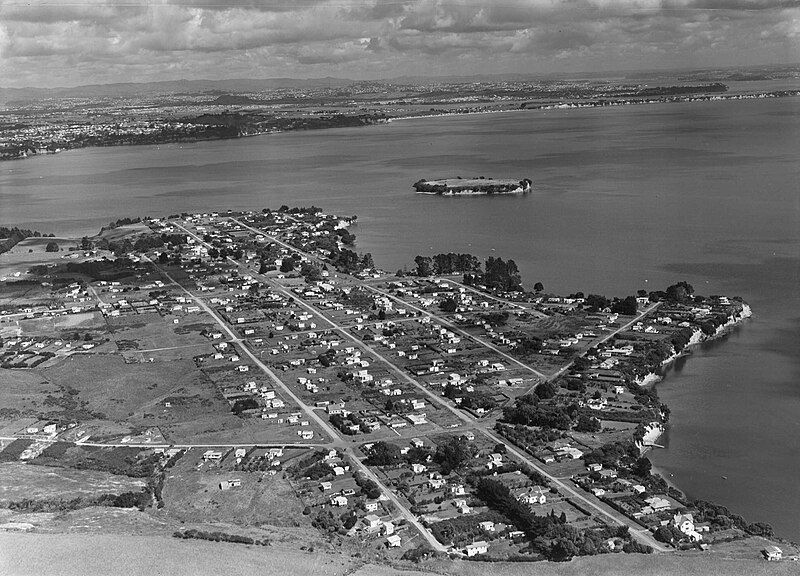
<box><xmin>584</xmin><ymin>294</ymin><xmax>610</xmax><ymax>311</ymax></box>
<box><xmin>654</xmin><ymin>525</ymin><xmax>674</xmax><ymax>543</ymax></box>
<box><xmin>612</xmin><ymin>296</ymin><xmax>638</xmax><ymax>316</ymax></box>
<box><xmin>535</xmin><ymin>380</ymin><xmax>557</xmax><ymax>400</ymax></box>
<box><xmin>622</xmin><ymin>541</ymin><xmax>653</xmax><ymax>554</ymax></box>
<box><xmin>279</xmin><ymin>258</ymin><xmax>295</xmax><ymax>273</ymax></box>
<box><xmin>45</xmin><ymin>241</ymin><xmax>59</xmax><ymax>252</ymax></box>
<box><xmin>365</xmin><ymin>442</ymin><xmax>401</xmax><ymax>466</ymax></box>
<box><xmin>632</xmin><ymin>456</ymin><xmax>652</xmax><ymax>478</ymax></box>
<box><xmin>574</xmin><ymin>414</ymin><xmax>601</xmax><ymax>433</ymax></box>
<box><xmin>414</xmin><ymin>256</ymin><xmax>433</xmax><ymax>277</ymax></box>
<box><xmin>534</xmin><ymin>282</ymin><xmax>544</xmax><ymax>293</ymax></box>
<box><xmin>434</xmin><ymin>436</ymin><xmax>474</xmax><ymax>475</ymax></box>
<box><xmin>665</xmin><ymin>281</ymin><xmax>694</xmax><ymax>303</ymax></box>
<box><xmin>484</xmin><ymin>257</ymin><xmax>522</xmax><ymax>292</ymax></box>
<box><xmin>232</xmin><ymin>398</ymin><xmax>259</xmax><ymax>414</ymax></box>
<box><xmin>550</xmin><ymin>538</ymin><xmax>579</xmax><ymax>561</ymax></box>
<box><xmin>300</xmin><ymin>262</ymin><xmax>322</xmax><ymax>282</ymax></box>
<box><xmin>439</xmin><ymin>298</ymin><xmax>458</xmax><ymax>313</ymax></box>
<box><xmin>80</xmin><ymin>236</ymin><xmax>93</xmax><ymax>250</ymax></box>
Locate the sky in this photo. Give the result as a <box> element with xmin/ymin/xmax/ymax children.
<box><xmin>0</xmin><ymin>0</ymin><xmax>798</xmax><ymax>88</ymax></box>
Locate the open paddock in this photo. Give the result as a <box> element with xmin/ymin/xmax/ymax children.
<box><xmin>0</xmin><ymin>461</ymin><xmax>146</xmax><ymax>503</ymax></box>
<box><xmin>161</xmin><ymin>455</ymin><xmax>313</xmax><ymax>529</ymax></box>
<box><xmin>37</xmin><ymin>354</ymin><xmax>215</xmax><ymax>423</ymax></box>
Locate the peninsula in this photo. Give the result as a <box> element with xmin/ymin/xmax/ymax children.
<box><xmin>414</xmin><ymin>177</ymin><xmax>533</xmax><ymax>195</ymax></box>
<box><xmin>0</xmin><ymin>205</ymin><xmax>790</xmax><ymax>576</ymax></box>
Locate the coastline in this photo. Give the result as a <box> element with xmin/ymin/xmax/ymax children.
<box><xmin>635</xmin><ymin>303</ymin><xmax>752</xmax><ymax>385</ymax></box>
<box><xmin>387</xmin><ymin>90</ymin><xmax>800</xmax><ymax>123</ymax></box>
<box><xmin>636</xmin><ymin>303</ymin><xmax>754</xmax><ymax>496</ymax></box>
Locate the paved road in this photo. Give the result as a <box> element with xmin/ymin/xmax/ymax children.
<box><xmin>220</xmin><ymin>216</ymin><xmax>670</xmax><ymax>552</ymax></box>
<box><xmin>434</xmin><ymin>275</ymin><xmax>547</xmax><ymax>318</ymax></box>
<box><xmin>167</xmin><ymin>226</ymin><xmax>449</xmax><ymax>553</ymax></box>
<box><xmin>520</xmin><ymin>301</ymin><xmax>663</xmax><ymax>397</ymax></box>
<box><xmin>232</xmin><ymin>217</ymin><xmax>550</xmax><ymax>381</ymax></box>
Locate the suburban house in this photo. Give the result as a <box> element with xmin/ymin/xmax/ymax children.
<box><xmin>386</xmin><ymin>534</ymin><xmax>402</xmax><ymax>548</ymax></box>
<box><xmin>219</xmin><ymin>479</ymin><xmax>242</xmax><ymax>490</ymax></box>
<box><xmin>465</xmin><ymin>541</ymin><xmax>489</xmax><ymax>557</ymax></box>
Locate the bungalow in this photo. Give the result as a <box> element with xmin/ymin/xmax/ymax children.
<box><xmin>364</xmin><ymin>514</ymin><xmax>382</xmax><ymax>531</ymax></box>
<box><xmin>386</xmin><ymin>534</ymin><xmax>402</xmax><ymax>548</ymax></box>
<box><xmin>319</xmin><ymin>481</ymin><xmax>333</xmax><ymax>491</ymax></box>
<box><xmin>330</xmin><ymin>495</ymin><xmax>348</xmax><ymax>507</ymax></box>
<box><xmin>673</xmin><ymin>513</ymin><xmax>703</xmax><ymax>542</ymax></box>
<box><xmin>454</xmin><ymin>499</ymin><xmax>471</xmax><ymax>514</ymax></box>
<box><xmin>465</xmin><ymin>541</ymin><xmax>489</xmax><ymax>557</ymax></box>
<box><xmin>645</xmin><ymin>496</ymin><xmax>671</xmax><ymax>512</ymax></box>
<box><xmin>365</xmin><ymin>500</ymin><xmax>380</xmax><ymax>512</ymax></box>
<box><xmin>407</xmin><ymin>414</ymin><xmax>427</xmax><ymax>426</ymax></box>
<box><xmin>202</xmin><ymin>450</ymin><xmax>223</xmax><ymax>461</ymax></box>
<box><xmin>219</xmin><ymin>479</ymin><xmax>242</xmax><ymax>491</ymax></box>
<box><xmin>478</xmin><ymin>521</ymin><xmax>495</xmax><ymax>532</ymax></box>
<box><xmin>762</xmin><ymin>546</ymin><xmax>782</xmax><ymax>561</ymax></box>
<box><xmin>429</xmin><ymin>476</ymin><xmax>446</xmax><ymax>490</ymax></box>
<box><xmin>412</xmin><ymin>463</ymin><xmax>427</xmax><ymax>474</ymax></box>
<box><xmin>516</xmin><ymin>486</ymin><xmax>547</xmax><ymax>505</ymax></box>
<box><xmin>486</xmin><ymin>453</ymin><xmax>503</xmax><ymax>469</ymax></box>
<box><xmin>449</xmin><ymin>484</ymin><xmax>466</xmax><ymax>496</ymax></box>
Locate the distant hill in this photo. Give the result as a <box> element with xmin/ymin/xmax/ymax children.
<box><xmin>210</xmin><ymin>94</ymin><xmax>260</xmax><ymax>105</ymax></box>
<box><xmin>0</xmin><ymin>76</ymin><xmax>354</xmax><ymax>104</ymax></box>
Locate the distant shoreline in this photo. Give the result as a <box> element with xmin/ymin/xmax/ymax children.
<box><xmin>4</xmin><ymin>89</ymin><xmax>799</xmax><ymax>163</ymax></box>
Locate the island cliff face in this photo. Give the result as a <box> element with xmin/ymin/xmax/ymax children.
<box><xmin>413</xmin><ymin>177</ymin><xmax>532</xmax><ymax>195</ymax></box>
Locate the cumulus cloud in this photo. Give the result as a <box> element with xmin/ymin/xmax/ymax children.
<box><xmin>0</xmin><ymin>0</ymin><xmax>797</xmax><ymax>86</ymax></box>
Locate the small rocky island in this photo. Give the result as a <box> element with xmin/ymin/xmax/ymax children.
<box><xmin>413</xmin><ymin>177</ymin><xmax>532</xmax><ymax>195</ymax></box>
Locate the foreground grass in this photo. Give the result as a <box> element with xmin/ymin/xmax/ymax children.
<box><xmin>1</xmin><ymin>532</ymin><xmax>796</xmax><ymax>576</ymax></box>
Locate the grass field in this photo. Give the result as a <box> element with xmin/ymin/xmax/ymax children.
<box><xmin>0</xmin><ymin>368</ymin><xmax>61</xmax><ymax>417</ymax></box>
<box><xmin>1</xmin><ymin>532</ymin><xmax>795</xmax><ymax>576</ymax></box>
<box><xmin>161</xmin><ymin>456</ymin><xmax>311</xmax><ymax>529</ymax></box>
<box><xmin>0</xmin><ymin>462</ymin><xmax>146</xmax><ymax>503</ymax></box>
<box><xmin>16</xmin><ymin>312</ymin><xmax>107</xmax><ymax>336</ymax></box>
<box><xmin>38</xmin><ymin>354</ymin><xmax>220</xmax><ymax>424</ymax></box>
<box><xmin>0</xmin><ymin>532</ymin><xmax>357</xmax><ymax>576</ymax></box>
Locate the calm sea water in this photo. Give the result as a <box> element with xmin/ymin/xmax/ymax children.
<box><xmin>1</xmin><ymin>95</ymin><xmax>799</xmax><ymax>539</ymax></box>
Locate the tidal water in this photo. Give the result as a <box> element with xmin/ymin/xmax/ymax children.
<box><xmin>1</xmin><ymin>94</ymin><xmax>799</xmax><ymax>539</ymax></box>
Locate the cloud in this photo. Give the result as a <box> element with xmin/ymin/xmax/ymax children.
<box><xmin>0</xmin><ymin>0</ymin><xmax>797</xmax><ymax>87</ymax></box>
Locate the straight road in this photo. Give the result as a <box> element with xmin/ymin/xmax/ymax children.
<box><xmin>163</xmin><ymin>228</ymin><xmax>449</xmax><ymax>553</ymax></box>
<box><xmin>176</xmin><ymin>218</ymin><xmax>669</xmax><ymax>552</ymax></box>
